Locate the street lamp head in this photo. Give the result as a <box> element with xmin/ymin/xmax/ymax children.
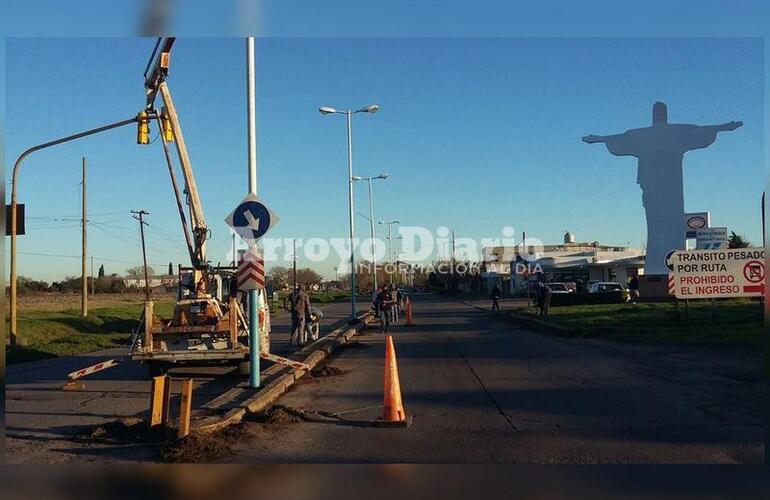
<box><xmin>359</xmin><ymin>104</ymin><xmax>380</xmax><ymax>114</ymax></box>
<box><xmin>377</xmin><ymin>173</ymin><xmax>389</xmax><ymax>179</ymax></box>
<box><xmin>319</xmin><ymin>106</ymin><xmax>337</xmax><ymax>115</ymax></box>
<box><xmin>351</xmin><ymin>176</ymin><xmax>363</xmax><ymax>181</ymax></box>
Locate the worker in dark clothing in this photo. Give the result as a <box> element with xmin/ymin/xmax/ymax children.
<box><xmin>303</xmin><ymin>306</ymin><xmax>323</xmax><ymax>342</ymax></box>
<box><xmin>535</xmin><ymin>281</ymin><xmax>552</xmax><ymax>316</ymax></box>
<box><xmin>491</xmin><ymin>284</ymin><xmax>501</xmax><ymax>311</ymax></box>
<box><xmin>628</xmin><ymin>276</ymin><xmax>640</xmax><ymax>302</ymax></box>
<box><xmin>287</xmin><ymin>284</ymin><xmax>312</xmax><ymax>346</ymax></box>
<box><xmin>377</xmin><ymin>285</ymin><xmax>395</xmax><ymax>334</ymax></box>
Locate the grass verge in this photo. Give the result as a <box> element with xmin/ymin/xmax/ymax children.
<box><xmin>510</xmin><ymin>298</ymin><xmax>763</xmax><ymax>346</ymax></box>
<box><xmin>7</xmin><ymin>298</ymin><xmax>175</xmax><ymax>364</ymax></box>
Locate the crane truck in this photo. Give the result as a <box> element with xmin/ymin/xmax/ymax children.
<box><xmin>129</xmin><ymin>38</ymin><xmax>270</xmax><ymax>375</ymax></box>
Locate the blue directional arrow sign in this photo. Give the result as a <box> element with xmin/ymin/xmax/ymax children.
<box><xmin>225</xmin><ymin>193</ymin><xmax>279</xmax><ymax>245</ymax></box>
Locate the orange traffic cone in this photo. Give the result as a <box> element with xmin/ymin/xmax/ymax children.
<box><xmin>405</xmin><ymin>297</ymin><xmax>414</xmax><ymax>326</ymax></box>
<box><xmin>383</xmin><ymin>335</ymin><xmax>406</xmax><ymax>422</ymax></box>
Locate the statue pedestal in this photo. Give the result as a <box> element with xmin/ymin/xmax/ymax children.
<box><xmin>638</xmin><ymin>274</ymin><xmax>671</xmax><ymax>301</ymax></box>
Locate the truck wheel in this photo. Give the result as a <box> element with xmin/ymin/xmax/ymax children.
<box><xmin>147</xmin><ymin>361</ymin><xmax>170</xmax><ymax>377</ymax></box>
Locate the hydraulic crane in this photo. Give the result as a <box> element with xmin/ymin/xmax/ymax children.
<box><xmin>131</xmin><ymin>38</ymin><xmax>270</xmax><ymax>374</ymax></box>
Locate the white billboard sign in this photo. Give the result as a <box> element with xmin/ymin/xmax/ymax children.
<box><xmin>695</xmin><ymin>227</ymin><xmax>728</xmax><ymax>250</ymax></box>
<box><xmin>671</xmin><ymin>248</ymin><xmax>765</xmax><ymax>299</ymax></box>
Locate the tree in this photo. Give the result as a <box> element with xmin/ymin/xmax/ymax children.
<box><xmin>297</xmin><ymin>268</ymin><xmax>322</xmax><ymax>288</ymax></box>
<box><xmin>126</xmin><ymin>265</ymin><xmax>155</xmax><ymax>277</ymax></box>
<box><xmin>168</xmin><ymin>262</ymin><xmax>174</xmax><ymax>276</ymax></box>
<box><xmin>267</xmin><ymin>266</ymin><xmax>289</xmax><ymax>290</ymax></box>
<box><xmin>98</xmin><ymin>264</ymin><xmax>105</xmax><ymax>278</ymax></box>
<box><xmin>728</xmin><ymin>231</ymin><xmax>750</xmax><ymax>248</ymax></box>
<box><xmin>16</xmin><ymin>276</ymin><xmax>50</xmax><ymax>294</ymax></box>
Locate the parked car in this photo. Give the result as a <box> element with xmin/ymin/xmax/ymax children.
<box><xmin>546</xmin><ymin>282</ymin><xmax>572</xmax><ymax>294</ymax></box>
<box><xmin>587</xmin><ymin>282</ymin><xmax>628</xmax><ymax>303</ymax></box>
<box><xmin>545</xmin><ymin>282</ymin><xmax>580</xmax><ymax>306</ymax></box>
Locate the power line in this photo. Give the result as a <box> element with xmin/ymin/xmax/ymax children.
<box><xmin>11</xmin><ymin>250</ymin><xmax>169</xmax><ymax>268</ymax></box>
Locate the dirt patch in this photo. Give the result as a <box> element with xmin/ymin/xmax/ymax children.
<box><xmin>248</xmin><ymin>405</ymin><xmax>304</xmax><ymax>425</ymax></box>
<box><xmin>79</xmin><ymin>417</ymin><xmax>158</xmax><ymax>444</ymax></box>
<box><xmin>161</xmin><ymin>423</ymin><xmax>254</xmax><ymax>463</ymax></box>
<box><xmin>310</xmin><ymin>365</ymin><xmax>347</xmax><ymax>378</ymax></box>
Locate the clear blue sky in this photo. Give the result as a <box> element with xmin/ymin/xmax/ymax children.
<box><xmin>5</xmin><ymin>37</ymin><xmax>764</xmax><ymax>281</ymax></box>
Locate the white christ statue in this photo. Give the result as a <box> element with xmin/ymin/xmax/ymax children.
<box><xmin>583</xmin><ymin>101</ymin><xmax>741</xmax><ymax>275</ymax></box>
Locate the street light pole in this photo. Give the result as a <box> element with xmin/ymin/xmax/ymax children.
<box><xmin>379</xmin><ymin>219</ymin><xmax>400</xmax><ymax>285</ymax></box>
<box><xmin>8</xmin><ymin>115</ymin><xmax>141</xmax><ymax>345</ymax></box>
<box><xmin>319</xmin><ymin>103</ymin><xmax>379</xmax><ymax>321</ymax></box>
<box><xmin>353</xmin><ymin>173</ymin><xmax>388</xmax><ymax>292</ymax></box>
<box><xmin>345</xmin><ymin>110</ymin><xmax>357</xmax><ymax>319</ymax></box>
<box><xmin>367</xmin><ymin>177</ymin><xmax>376</xmax><ymax>290</ymax></box>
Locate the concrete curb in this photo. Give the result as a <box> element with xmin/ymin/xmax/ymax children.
<box><xmin>193</xmin><ymin>312</ymin><xmax>374</xmax><ymax>434</ymax></box>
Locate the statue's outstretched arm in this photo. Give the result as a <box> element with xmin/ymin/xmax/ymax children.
<box><xmin>583</xmin><ymin>132</ymin><xmax>636</xmax><ymax>156</ymax></box>
<box><xmin>582</xmin><ymin>134</ymin><xmax>611</xmax><ymax>144</ymax></box>
<box><xmin>709</xmin><ymin>120</ymin><xmax>743</xmax><ymax>133</ymax></box>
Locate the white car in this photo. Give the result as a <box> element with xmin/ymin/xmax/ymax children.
<box><xmin>588</xmin><ymin>282</ymin><xmax>624</xmax><ymax>293</ymax></box>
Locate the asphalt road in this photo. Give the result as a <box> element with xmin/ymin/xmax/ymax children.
<box><xmin>229</xmin><ymin>294</ymin><xmax>765</xmax><ymax>463</ymax></box>
<box><xmin>5</xmin><ymin>299</ymin><xmax>365</xmax><ymax>463</ymax></box>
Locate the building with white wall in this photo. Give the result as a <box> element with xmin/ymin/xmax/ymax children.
<box><xmin>481</xmin><ymin>233</ymin><xmax>645</xmax><ymax>295</ymax></box>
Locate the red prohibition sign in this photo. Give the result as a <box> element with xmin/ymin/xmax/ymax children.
<box><xmin>742</xmin><ymin>260</ymin><xmax>765</xmax><ymax>283</ymax></box>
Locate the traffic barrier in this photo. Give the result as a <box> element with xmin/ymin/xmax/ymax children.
<box><xmin>261</xmin><ymin>352</ymin><xmax>311</xmax><ymax>371</ymax></box>
<box><xmin>382</xmin><ymin>335</ymin><xmax>406</xmax><ymax>423</ymax></box>
<box><xmin>405</xmin><ymin>297</ymin><xmax>414</xmax><ymax>326</ymax></box>
<box><xmin>178</xmin><ymin>379</ymin><xmax>193</xmax><ymax>438</ymax></box>
<box><xmin>62</xmin><ymin>358</ymin><xmax>121</xmax><ymax>390</ymax></box>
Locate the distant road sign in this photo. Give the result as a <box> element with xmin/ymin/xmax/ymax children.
<box><xmin>238</xmin><ymin>247</ymin><xmax>266</xmax><ymax>290</ymax></box>
<box><xmin>225</xmin><ymin>193</ymin><xmax>279</xmax><ymax>245</ymax></box>
<box><xmin>670</xmin><ymin>247</ymin><xmax>765</xmax><ymax>299</ymax></box>
<box><xmin>696</xmin><ymin>227</ymin><xmax>728</xmax><ymax>250</ymax></box>
<box><xmin>665</xmin><ymin>250</ymin><xmax>676</xmax><ymax>271</ymax></box>
<box><xmin>685</xmin><ymin>212</ymin><xmax>710</xmax><ymax>238</ymax></box>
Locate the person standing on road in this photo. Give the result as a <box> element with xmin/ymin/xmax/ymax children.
<box><xmin>372</xmin><ymin>286</ymin><xmax>381</xmax><ymax>318</ymax></box>
<box><xmin>288</xmin><ymin>284</ymin><xmax>311</xmax><ymax>346</ymax></box>
<box><xmin>390</xmin><ymin>285</ymin><xmax>400</xmax><ymax>322</ymax></box>
<box><xmin>535</xmin><ymin>281</ymin><xmax>552</xmax><ymax>316</ymax></box>
<box><xmin>377</xmin><ymin>285</ymin><xmax>395</xmax><ymax>333</ymax></box>
<box><xmin>491</xmin><ymin>284</ymin><xmax>501</xmax><ymax>311</ymax></box>
<box><xmin>628</xmin><ymin>276</ymin><xmax>640</xmax><ymax>302</ymax></box>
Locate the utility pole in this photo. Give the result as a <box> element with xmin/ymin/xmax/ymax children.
<box><xmin>451</xmin><ymin>229</ymin><xmax>457</xmax><ymax>291</ymax></box>
<box><xmin>81</xmin><ymin>158</ymin><xmax>88</xmax><ymax>317</ymax></box>
<box><xmin>131</xmin><ymin>210</ymin><xmax>151</xmax><ymax>300</ymax></box>
<box><xmin>293</xmin><ymin>238</ymin><xmax>298</xmax><ymax>288</ymax></box>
